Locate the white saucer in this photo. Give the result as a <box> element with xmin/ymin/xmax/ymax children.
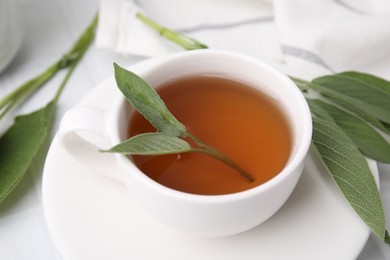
<box><xmin>42</xmin><ymin>59</ymin><xmax>377</xmax><ymax>260</ymax></box>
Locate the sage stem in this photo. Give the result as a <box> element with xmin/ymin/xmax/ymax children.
<box><xmin>0</xmin><ymin>82</ymin><xmax>38</xmax><ymax>119</ymax></box>
<box><xmin>136</xmin><ymin>12</ymin><xmax>207</xmax><ymax>50</ymax></box>
<box><xmin>0</xmin><ymin>63</ymin><xmax>59</xmax><ymax>111</ymax></box>
<box><xmin>186</xmin><ymin>132</ymin><xmax>255</xmax><ymax>182</ymax></box>
<box><xmin>54</xmin><ymin>14</ymin><xmax>98</xmax><ymax>101</ymax></box>
<box><xmin>0</xmin><ymin>14</ymin><xmax>98</xmax><ymax>119</ymax></box>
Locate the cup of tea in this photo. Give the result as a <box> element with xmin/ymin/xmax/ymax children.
<box><xmin>58</xmin><ymin>50</ymin><xmax>312</xmax><ymax>237</ymax></box>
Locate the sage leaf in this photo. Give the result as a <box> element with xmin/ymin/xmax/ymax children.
<box><xmin>312</xmin><ymin>117</ymin><xmax>388</xmax><ymax>243</ymax></box>
<box><xmin>102</xmin><ymin>132</ymin><xmax>191</xmax><ymax>155</ymax></box>
<box><xmin>312</xmin><ymin>73</ymin><xmax>390</xmax><ymax>124</ymax></box>
<box><xmin>306</xmin><ymin>99</ymin><xmax>335</xmax><ymax>122</ymax></box>
<box><xmin>0</xmin><ymin>14</ymin><xmax>97</xmax><ymax>205</ymax></box>
<box><xmin>289</xmin><ymin>76</ymin><xmax>311</xmax><ymax>92</ymax></box>
<box><xmin>0</xmin><ymin>101</ymin><xmax>55</xmax><ymax>204</ymax></box>
<box><xmin>114</xmin><ymin>64</ymin><xmax>186</xmax><ymax>137</ymax></box>
<box><xmin>322</xmin><ymin>94</ymin><xmax>390</xmax><ymax>135</ymax></box>
<box><xmin>384</xmin><ymin>122</ymin><xmax>390</xmax><ymax>133</ymax></box>
<box><xmin>338</xmin><ymin>71</ymin><xmax>390</xmax><ymax>95</ymax></box>
<box><xmin>110</xmin><ymin>64</ymin><xmax>254</xmax><ymax>182</ymax></box>
<box><xmin>312</xmin><ymin>99</ymin><xmax>390</xmax><ymax>163</ymax></box>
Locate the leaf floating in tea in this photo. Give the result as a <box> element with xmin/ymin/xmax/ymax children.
<box><xmin>102</xmin><ymin>133</ymin><xmax>191</xmax><ymax>155</ymax></box>
<box><xmin>114</xmin><ymin>63</ymin><xmax>186</xmax><ymax>137</ymax></box>
<box><xmin>109</xmin><ymin>64</ymin><xmax>255</xmax><ymax>183</ymax></box>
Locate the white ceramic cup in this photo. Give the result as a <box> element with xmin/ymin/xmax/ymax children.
<box><xmin>58</xmin><ymin>50</ymin><xmax>312</xmax><ymax>237</ymax></box>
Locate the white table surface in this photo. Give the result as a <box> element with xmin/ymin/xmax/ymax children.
<box><xmin>0</xmin><ymin>0</ymin><xmax>389</xmax><ymax>259</ymax></box>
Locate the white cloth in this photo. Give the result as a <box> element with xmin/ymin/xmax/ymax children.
<box><xmin>97</xmin><ymin>0</ymin><xmax>390</xmax><ymax>79</ymax></box>
<box><xmin>96</xmin><ymin>0</ymin><xmax>282</xmax><ymax>62</ymax></box>
<box><xmin>274</xmin><ymin>0</ymin><xmax>390</xmax><ymax>78</ymax></box>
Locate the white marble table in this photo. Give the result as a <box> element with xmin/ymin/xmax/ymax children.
<box><xmin>0</xmin><ymin>0</ymin><xmax>389</xmax><ymax>259</ymax></box>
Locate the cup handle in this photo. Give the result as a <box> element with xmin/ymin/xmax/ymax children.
<box><xmin>58</xmin><ymin>107</ymin><xmax>124</xmax><ymax>182</ymax></box>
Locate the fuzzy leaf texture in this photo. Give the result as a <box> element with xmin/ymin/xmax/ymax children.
<box><xmin>103</xmin><ymin>133</ymin><xmax>191</xmax><ymax>155</ymax></box>
<box><xmin>0</xmin><ymin>13</ymin><xmax>97</xmax><ymax>205</ymax></box>
<box><xmin>312</xmin><ymin>72</ymin><xmax>390</xmax><ymax>124</ymax></box>
<box><xmin>320</xmin><ymin>94</ymin><xmax>390</xmax><ymax>135</ymax></box>
<box><xmin>306</xmin><ymin>99</ymin><xmax>335</xmax><ymax>122</ymax></box>
<box><xmin>310</xmin><ymin>99</ymin><xmax>390</xmax><ymax>163</ymax></box>
<box><xmin>312</xmin><ymin>116</ymin><xmax>388</xmax><ymax>243</ymax></box>
<box><xmin>114</xmin><ymin>64</ymin><xmax>186</xmax><ymax>137</ymax></box>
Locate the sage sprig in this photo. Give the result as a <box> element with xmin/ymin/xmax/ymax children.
<box><xmin>0</xmin><ymin>14</ymin><xmax>98</xmax><ymax>204</ymax></box>
<box><xmin>102</xmin><ymin>64</ymin><xmax>254</xmax><ymax>182</ymax></box>
<box><xmin>312</xmin><ymin>116</ymin><xmax>388</xmax><ymax>243</ymax></box>
<box><xmin>107</xmin><ymin>133</ymin><xmax>191</xmax><ymax>155</ymax></box>
<box><xmin>112</xmin><ymin>63</ymin><xmax>186</xmax><ymax>137</ymax></box>
<box><xmin>291</xmin><ymin>73</ymin><xmax>390</xmax><ymax>245</ymax></box>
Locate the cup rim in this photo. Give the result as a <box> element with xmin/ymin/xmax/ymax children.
<box><xmin>112</xmin><ymin>49</ymin><xmax>313</xmax><ymax>203</ymax></box>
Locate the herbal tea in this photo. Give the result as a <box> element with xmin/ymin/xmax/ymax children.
<box><xmin>128</xmin><ymin>76</ymin><xmax>292</xmax><ymax>195</ymax></box>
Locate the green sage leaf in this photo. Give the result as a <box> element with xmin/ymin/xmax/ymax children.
<box><xmin>322</xmin><ymin>94</ymin><xmax>390</xmax><ymax>135</ymax></box>
<box><xmin>312</xmin><ymin>117</ymin><xmax>388</xmax><ymax>243</ymax></box>
<box><xmin>114</xmin><ymin>63</ymin><xmax>186</xmax><ymax>137</ymax></box>
<box><xmin>312</xmin><ymin>99</ymin><xmax>390</xmax><ymax>163</ymax></box>
<box><xmin>0</xmin><ymin>101</ymin><xmax>56</xmax><ymax>204</ymax></box>
<box><xmin>338</xmin><ymin>71</ymin><xmax>390</xmax><ymax>95</ymax></box>
<box><xmin>0</xmin><ymin>14</ymin><xmax>97</xmax><ymax>205</ymax></box>
<box><xmin>289</xmin><ymin>76</ymin><xmax>311</xmax><ymax>92</ymax></box>
<box><xmin>103</xmin><ymin>132</ymin><xmax>191</xmax><ymax>155</ymax></box>
<box><xmin>306</xmin><ymin>99</ymin><xmax>335</xmax><ymax>122</ymax></box>
<box><xmin>312</xmin><ymin>73</ymin><xmax>390</xmax><ymax>124</ymax></box>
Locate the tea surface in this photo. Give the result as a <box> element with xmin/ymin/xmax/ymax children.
<box><xmin>128</xmin><ymin>76</ymin><xmax>292</xmax><ymax>195</ymax></box>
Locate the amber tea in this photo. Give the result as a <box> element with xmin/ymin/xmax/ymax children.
<box><xmin>128</xmin><ymin>75</ymin><xmax>292</xmax><ymax>195</ymax></box>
